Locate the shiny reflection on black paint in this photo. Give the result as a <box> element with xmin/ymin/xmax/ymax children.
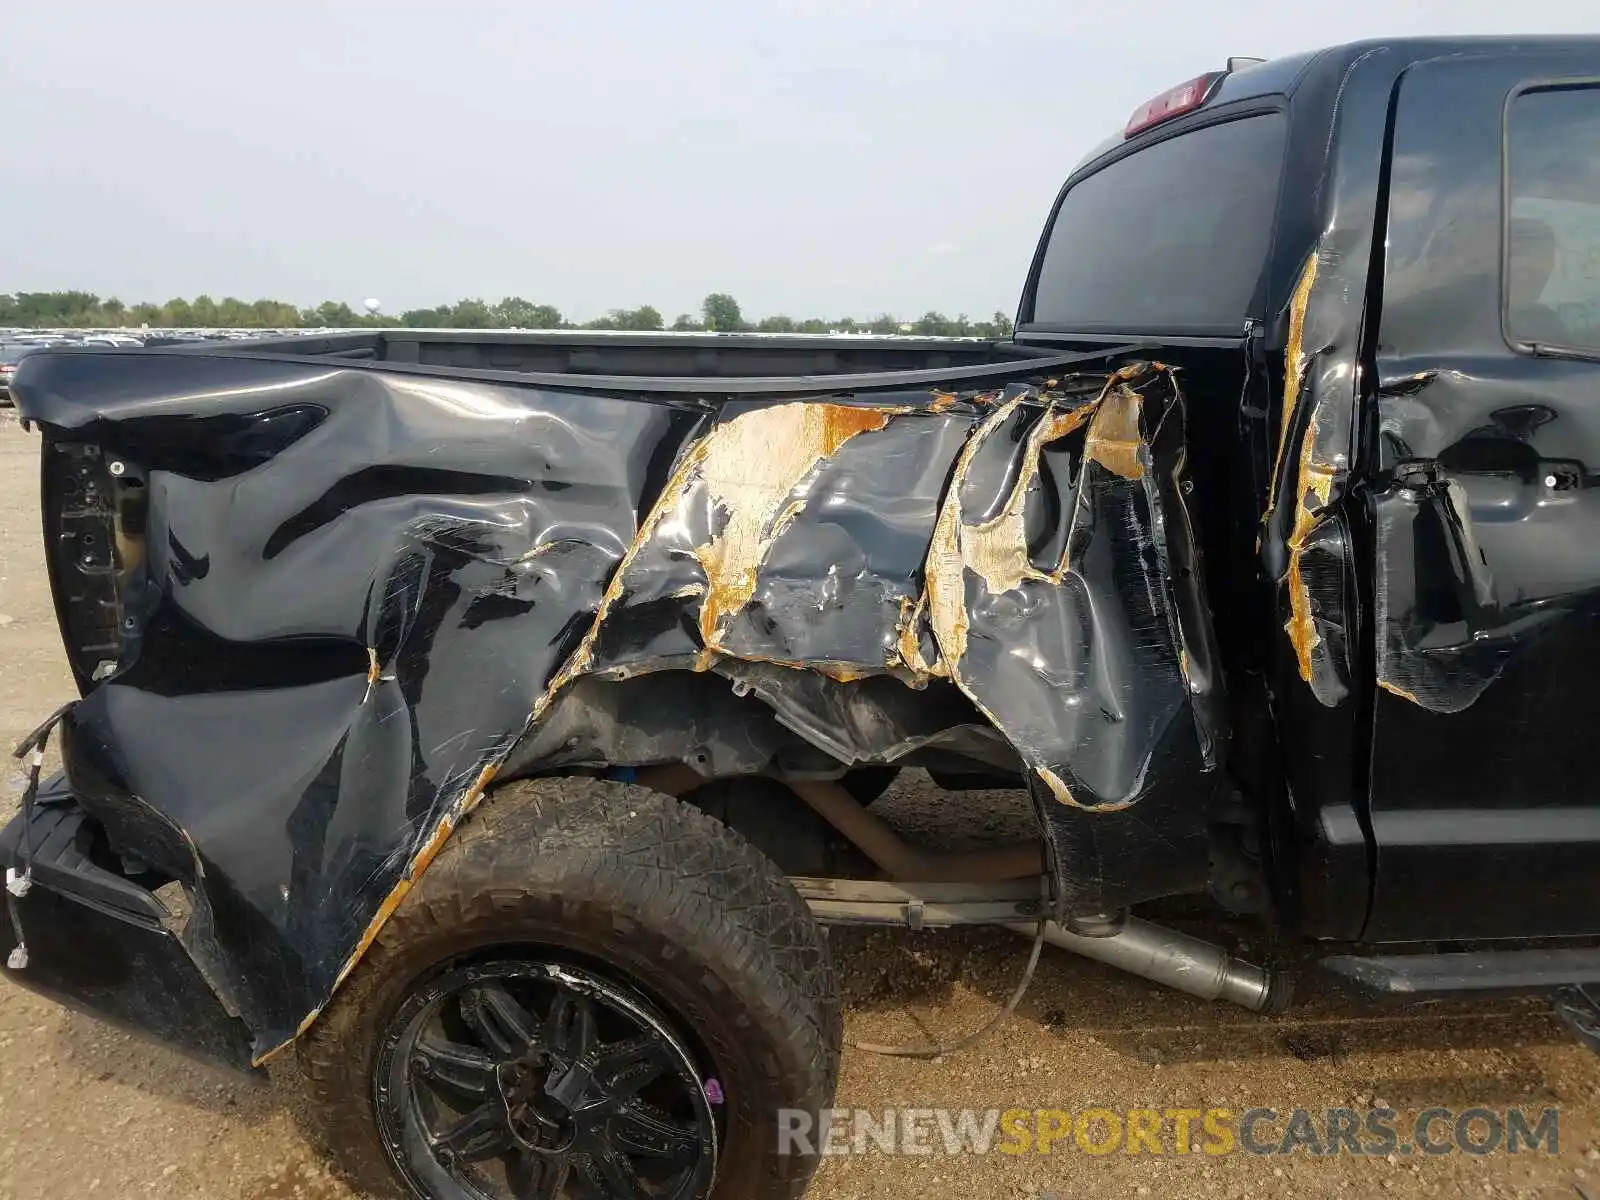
<box><xmin>23</xmin><ymin>355</ymin><xmax>682</xmax><ymax>1052</ymax></box>
<box><xmin>1366</xmin><ymin>51</ymin><xmax>1600</xmax><ymax>938</ymax></box>
<box><xmin>263</xmin><ymin>465</ymin><xmax>533</xmax><ymax>559</ymax></box>
<box><xmin>17</xmin><ymin>351</ymin><xmax>1220</xmax><ymax>1054</ymax></box>
<box><xmin>117</xmin><ymin>597</ymin><xmax>369</xmax><ymax>695</ymax></box>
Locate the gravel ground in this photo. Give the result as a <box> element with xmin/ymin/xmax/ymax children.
<box><xmin>0</xmin><ymin>413</ymin><xmax>1595</xmax><ymax>1199</ymax></box>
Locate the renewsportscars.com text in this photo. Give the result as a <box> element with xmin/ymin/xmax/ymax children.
<box><xmin>777</xmin><ymin>1106</ymin><xmax>1559</xmax><ymax>1158</ymax></box>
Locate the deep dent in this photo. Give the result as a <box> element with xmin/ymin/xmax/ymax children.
<box><xmin>30</xmin><ymin>356</ymin><xmax>1218</xmax><ymax>1061</ymax></box>
<box><xmin>1269</xmin><ymin>254</ymin><xmax>1319</xmax><ymax>516</ymax></box>
<box><xmin>291</xmin><ymin>368</ymin><xmax>1209</xmax><ymax>1047</ymax></box>
<box><xmin>692</xmin><ymin>403</ymin><xmax>897</xmax><ymax>651</ymax></box>
<box><xmin>1266</xmin><ymin>249</ymin><xmax>1353</xmax><ymax>704</ymax></box>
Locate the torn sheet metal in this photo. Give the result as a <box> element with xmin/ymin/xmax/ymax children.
<box><xmin>1363</xmin><ymin>51</ymin><xmax>1600</xmax><ymax>720</ymax></box>
<box><xmin>1372</xmin><ymin>380</ymin><xmax>1594</xmax><ymax>715</ymax></box>
<box><xmin>1264</xmin><ymin>250</ymin><xmax>1354</xmax><ymax>707</ymax></box>
<box><xmin>1355</xmin><ymin>44</ymin><xmax>1600</xmax><ymax>943</ymax></box>
<box><xmin>16</xmin><ymin>351</ymin><xmax>1220</xmax><ymax>1060</ymax></box>
<box><xmin>1258</xmin><ymin>47</ymin><xmax>1402</xmax><ymax>722</ymax></box>
<box><xmin>1372</xmin><ymin>472</ymin><xmax>1512</xmax><ymax>715</ymax></box>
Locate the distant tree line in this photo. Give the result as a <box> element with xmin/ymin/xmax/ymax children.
<box><xmin>0</xmin><ymin>290</ymin><xmax>1015</xmax><ymax>338</ymax></box>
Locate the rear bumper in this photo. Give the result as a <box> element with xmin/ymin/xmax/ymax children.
<box><xmin>0</xmin><ymin>779</ymin><xmax>259</xmax><ymax>1074</ymax></box>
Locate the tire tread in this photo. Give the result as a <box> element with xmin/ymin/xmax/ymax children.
<box><xmin>299</xmin><ymin>776</ymin><xmax>839</xmax><ymax>1199</ymax></box>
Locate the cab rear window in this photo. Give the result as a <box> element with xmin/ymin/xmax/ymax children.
<box><xmin>1027</xmin><ymin>113</ymin><xmax>1287</xmax><ymax>335</ymax></box>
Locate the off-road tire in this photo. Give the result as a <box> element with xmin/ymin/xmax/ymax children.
<box><xmin>299</xmin><ymin>776</ymin><xmax>842</xmax><ymax>1199</ymax></box>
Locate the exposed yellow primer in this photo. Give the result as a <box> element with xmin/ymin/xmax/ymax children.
<box><xmin>1038</xmin><ymin>765</ymin><xmax>1134</xmax><ymax>812</ymax></box>
<box><xmin>728</xmin><ymin>653</ymin><xmax>878</xmax><ymax>682</ymax></box>
<box><xmin>361</xmin><ymin>647</ymin><xmax>382</xmax><ymax>704</ymax></box>
<box><xmin>527</xmin><ymin>401</ymin><xmax>901</xmax><ymax>722</ymax></box>
<box><xmin>1282</xmin><ymin>415</ymin><xmax>1338</xmax><ymax>682</ymax></box>
<box><xmin>1046</xmin><ymin>371</ymin><xmax>1145</xmax><ymax>582</ymax></box>
<box><xmin>1039</xmin><ymin>767</ymin><xmax>1080</xmax><ymax>807</ymax></box>
<box><xmin>1377</xmin><ymin>678</ymin><xmax>1423</xmax><ymax>705</ymax></box>
<box><xmin>925</xmin><ymin>395</ymin><xmax>1025</xmax><ymax>671</ymax></box>
<box><xmin>512</xmin><ymin>540</ymin><xmax>565</xmax><ymax>566</ymax></box>
<box><xmin>893</xmin><ymin>593</ymin><xmax>942</xmax><ymax>678</ymax></box>
<box><xmin>1082</xmin><ymin>383</ymin><xmax>1145</xmax><ymax>480</ymax></box>
<box><xmin>937</xmin><ymin>366</ymin><xmax>1174</xmax><ymax>812</ymax></box>
<box><xmin>900</xmin><ymin>379</ymin><xmax>1090</xmax><ymax>670</ymax></box>
<box><xmin>1266</xmin><ymin>253</ymin><xmax>1340</xmax><ymax>686</ymax></box>
<box><xmin>692</xmin><ymin>404</ymin><xmax>894</xmax><ymax>649</ymax></box>
<box><xmin>924</xmin><ymin>388</ymin><xmax>1149</xmax><ymax>814</ymax></box>
<box><xmin>1268</xmin><ymin>253</ymin><xmax>1319</xmax><ymax>514</ymax></box>
<box><xmin>530</xmin><ymin>431</ymin><xmax>718</xmax><ymax>721</ymax></box>
<box><xmin>964</xmin><ymin>404</ymin><xmax>1096</xmax><ymax>595</ymax></box>
<box><xmin>254</xmin><ymin>761</ymin><xmax>500</xmax><ymax>1065</ymax></box>
<box><xmin>269</xmin><ymin>372</ymin><xmax>1181</xmax><ymax>1059</ymax></box>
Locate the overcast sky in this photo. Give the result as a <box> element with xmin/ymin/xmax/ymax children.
<box><xmin>1</xmin><ymin>1</ymin><xmax>1593</xmax><ymax>321</ymax></box>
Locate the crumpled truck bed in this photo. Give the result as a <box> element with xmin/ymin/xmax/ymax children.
<box><xmin>14</xmin><ymin>350</ymin><xmax>1220</xmax><ymax>1061</ymax></box>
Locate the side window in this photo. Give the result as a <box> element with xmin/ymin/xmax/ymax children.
<box><xmin>1506</xmin><ymin>84</ymin><xmax>1600</xmax><ymax>353</ymax></box>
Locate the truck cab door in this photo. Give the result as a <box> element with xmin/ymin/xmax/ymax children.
<box><xmin>1366</xmin><ymin>52</ymin><xmax>1600</xmax><ymax>939</ymax></box>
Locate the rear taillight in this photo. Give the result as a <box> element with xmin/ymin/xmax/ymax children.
<box><xmin>1125</xmin><ymin>71</ymin><xmax>1226</xmax><ymax>138</ymax></box>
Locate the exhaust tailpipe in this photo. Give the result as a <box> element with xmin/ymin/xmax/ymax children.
<box><xmin>652</xmin><ymin>772</ymin><xmax>1289</xmax><ymax>1014</ymax></box>
<box><xmin>1002</xmin><ymin>914</ymin><xmax>1290</xmax><ymax>1013</ymax></box>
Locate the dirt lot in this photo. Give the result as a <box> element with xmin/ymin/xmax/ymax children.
<box><xmin>0</xmin><ymin>413</ymin><xmax>1595</xmax><ymax>1199</ymax></box>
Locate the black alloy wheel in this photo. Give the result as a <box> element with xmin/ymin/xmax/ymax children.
<box><xmin>374</xmin><ymin>958</ymin><xmax>718</xmax><ymax>1200</ymax></box>
<box><xmin>302</xmin><ymin>778</ymin><xmax>840</xmax><ymax>1200</ymax></box>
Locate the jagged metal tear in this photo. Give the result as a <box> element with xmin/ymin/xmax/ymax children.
<box><xmin>19</xmin><ymin>353</ymin><xmax>1219</xmax><ymax>1060</ymax></box>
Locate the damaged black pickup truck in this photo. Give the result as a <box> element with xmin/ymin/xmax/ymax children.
<box><xmin>9</xmin><ymin>34</ymin><xmax>1600</xmax><ymax>1200</ymax></box>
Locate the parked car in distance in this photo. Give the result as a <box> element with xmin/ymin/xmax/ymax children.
<box><xmin>0</xmin><ymin>342</ymin><xmax>46</xmax><ymax>405</ymax></box>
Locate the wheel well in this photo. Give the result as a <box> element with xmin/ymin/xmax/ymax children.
<box><xmin>677</xmin><ymin>775</ymin><xmax>878</xmax><ymax>878</ymax></box>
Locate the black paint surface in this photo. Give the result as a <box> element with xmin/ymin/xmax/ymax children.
<box><xmin>13</xmin><ymin>348</ymin><xmax>1218</xmax><ymax>1058</ymax></box>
